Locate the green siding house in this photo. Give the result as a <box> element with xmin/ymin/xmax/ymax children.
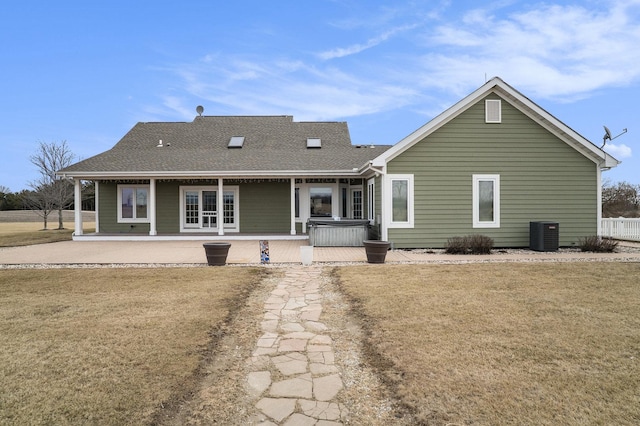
<box><xmin>59</xmin><ymin>77</ymin><xmax>619</xmax><ymax>247</ymax></box>
<box><xmin>371</xmin><ymin>77</ymin><xmax>619</xmax><ymax>248</ymax></box>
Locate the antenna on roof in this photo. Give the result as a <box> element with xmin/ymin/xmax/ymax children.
<box><xmin>196</xmin><ymin>105</ymin><xmax>204</xmax><ymax>116</ymax></box>
<box><xmin>602</xmin><ymin>125</ymin><xmax>627</xmax><ymax>148</ymax></box>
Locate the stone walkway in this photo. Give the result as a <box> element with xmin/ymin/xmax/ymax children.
<box><xmin>246</xmin><ymin>266</ymin><xmax>347</xmax><ymax>425</ymax></box>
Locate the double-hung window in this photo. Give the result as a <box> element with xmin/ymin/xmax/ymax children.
<box><xmin>386</xmin><ymin>174</ymin><xmax>414</xmax><ymax>228</ymax></box>
<box><xmin>472</xmin><ymin>175</ymin><xmax>500</xmax><ymax>228</ymax></box>
<box><xmin>118</xmin><ymin>185</ymin><xmax>149</xmax><ymax>222</ymax></box>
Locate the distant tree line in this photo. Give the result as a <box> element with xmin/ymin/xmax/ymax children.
<box><xmin>0</xmin><ymin>184</ymin><xmax>95</xmax><ymax>211</ymax></box>
<box><xmin>602</xmin><ymin>180</ymin><xmax>640</xmax><ymax>218</ymax></box>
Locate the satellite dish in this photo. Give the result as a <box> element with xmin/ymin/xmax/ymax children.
<box><xmin>601</xmin><ymin>125</ymin><xmax>628</xmax><ymax>148</ymax></box>
<box><xmin>196</xmin><ymin>105</ymin><xmax>204</xmax><ymax>116</ymax></box>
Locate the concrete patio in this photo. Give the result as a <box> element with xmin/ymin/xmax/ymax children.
<box><xmin>1</xmin><ymin>239</ymin><xmax>639</xmax><ymax>266</ymax></box>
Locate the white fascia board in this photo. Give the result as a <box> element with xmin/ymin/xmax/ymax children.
<box><xmin>603</xmin><ymin>152</ymin><xmax>621</xmax><ymax>169</ymax></box>
<box><xmin>57</xmin><ymin>169</ymin><xmax>364</xmax><ymax>180</ymax></box>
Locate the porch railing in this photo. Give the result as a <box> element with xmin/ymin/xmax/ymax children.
<box><xmin>601</xmin><ymin>218</ymin><xmax>640</xmax><ymax>242</ymax></box>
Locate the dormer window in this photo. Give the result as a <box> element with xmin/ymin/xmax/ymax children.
<box><xmin>307</xmin><ymin>138</ymin><xmax>321</xmax><ymax>149</ymax></box>
<box><xmin>228</xmin><ymin>136</ymin><xmax>245</xmax><ymax>148</ymax></box>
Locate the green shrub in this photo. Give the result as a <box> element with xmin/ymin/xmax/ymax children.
<box><xmin>445</xmin><ymin>235</ymin><xmax>494</xmax><ymax>255</ymax></box>
<box><xmin>579</xmin><ymin>236</ymin><xmax>619</xmax><ymax>253</ymax></box>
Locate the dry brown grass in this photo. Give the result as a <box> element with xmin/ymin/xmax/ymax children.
<box><xmin>0</xmin><ymin>210</ymin><xmax>95</xmax><ymax>247</ymax></box>
<box><xmin>0</xmin><ymin>210</ymin><xmax>96</xmax><ymax>247</ymax></box>
<box><xmin>0</xmin><ymin>267</ymin><xmax>264</xmax><ymax>425</ymax></box>
<box><xmin>334</xmin><ymin>262</ymin><xmax>640</xmax><ymax>425</ymax></box>
<box><xmin>0</xmin><ymin>222</ymin><xmax>96</xmax><ymax>247</ymax></box>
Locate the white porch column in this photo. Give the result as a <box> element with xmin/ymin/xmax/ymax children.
<box><xmin>94</xmin><ymin>181</ymin><xmax>100</xmax><ymax>234</ymax></box>
<box><xmin>149</xmin><ymin>178</ymin><xmax>157</xmax><ymax>236</ymax></box>
<box><xmin>74</xmin><ymin>179</ymin><xmax>83</xmax><ymax>236</ymax></box>
<box><xmin>596</xmin><ymin>165</ymin><xmax>602</xmax><ymax>237</ymax></box>
<box><xmin>290</xmin><ymin>178</ymin><xmax>296</xmax><ymax>235</ymax></box>
<box><xmin>217</xmin><ymin>178</ymin><xmax>224</xmax><ymax>236</ymax></box>
<box><xmin>380</xmin><ymin>174</ymin><xmax>389</xmax><ymax>242</ymax></box>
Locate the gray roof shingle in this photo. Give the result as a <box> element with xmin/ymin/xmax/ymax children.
<box><xmin>61</xmin><ymin>116</ymin><xmax>390</xmax><ymax>177</ymax></box>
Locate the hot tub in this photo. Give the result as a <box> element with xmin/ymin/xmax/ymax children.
<box><xmin>307</xmin><ymin>219</ymin><xmax>371</xmax><ymax>247</ymax></box>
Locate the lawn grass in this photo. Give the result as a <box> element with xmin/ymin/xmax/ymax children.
<box><xmin>0</xmin><ymin>210</ymin><xmax>95</xmax><ymax>247</ymax></box>
<box><xmin>0</xmin><ymin>267</ymin><xmax>264</xmax><ymax>425</ymax></box>
<box><xmin>0</xmin><ymin>222</ymin><xmax>95</xmax><ymax>247</ymax></box>
<box><xmin>334</xmin><ymin>262</ymin><xmax>640</xmax><ymax>425</ymax></box>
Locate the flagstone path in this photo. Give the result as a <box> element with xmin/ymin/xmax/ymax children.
<box><xmin>246</xmin><ymin>266</ymin><xmax>348</xmax><ymax>425</ymax></box>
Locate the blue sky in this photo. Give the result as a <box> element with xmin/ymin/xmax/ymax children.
<box><xmin>1</xmin><ymin>0</ymin><xmax>638</xmax><ymax>192</ymax></box>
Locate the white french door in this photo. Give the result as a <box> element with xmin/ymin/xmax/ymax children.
<box><xmin>180</xmin><ymin>186</ymin><xmax>238</xmax><ymax>232</ymax></box>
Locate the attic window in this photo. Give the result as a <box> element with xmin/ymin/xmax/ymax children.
<box><xmin>307</xmin><ymin>138</ymin><xmax>321</xmax><ymax>149</ymax></box>
<box><xmin>228</xmin><ymin>136</ymin><xmax>245</xmax><ymax>148</ymax></box>
<box><xmin>485</xmin><ymin>99</ymin><xmax>502</xmax><ymax>123</ymax></box>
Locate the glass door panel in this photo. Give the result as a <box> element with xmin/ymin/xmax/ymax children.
<box><xmin>223</xmin><ymin>191</ymin><xmax>235</xmax><ymax>227</ymax></box>
<box><xmin>351</xmin><ymin>189</ymin><xmax>363</xmax><ymax>219</ymax></box>
<box><xmin>184</xmin><ymin>191</ymin><xmax>199</xmax><ymax>228</ymax></box>
<box><xmin>202</xmin><ymin>190</ymin><xmax>217</xmax><ymax>228</ymax></box>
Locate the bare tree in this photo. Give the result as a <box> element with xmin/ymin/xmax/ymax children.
<box><xmin>602</xmin><ymin>179</ymin><xmax>640</xmax><ymax>218</ymax></box>
<box><xmin>28</xmin><ymin>141</ymin><xmax>76</xmax><ymax>229</ymax></box>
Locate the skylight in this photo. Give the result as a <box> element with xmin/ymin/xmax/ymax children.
<box><xmin>228</xmin><ymin>136</ymin><xmax>245</xmax><ymax>148</ymax></box>
<box><xmin>307</xmin><ymin>138</ymin><xmax>321</xmax><ymax>149</ymax></box>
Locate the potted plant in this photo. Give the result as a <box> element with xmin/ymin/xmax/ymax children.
<box><xmin>202</xmin><ymin>242</ymin><xmax>231</xmax><ymax>266</ymax></box>
<box><xmin>363</xmin><ymin>240</ymin><xmax>391</xmax><ymax>263</ymax></box>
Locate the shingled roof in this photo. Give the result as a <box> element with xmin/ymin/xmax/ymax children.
<box><xmin>60</xmin><ymin>115</ymin><xmax>391</xmax><ymax>178</ymax></box>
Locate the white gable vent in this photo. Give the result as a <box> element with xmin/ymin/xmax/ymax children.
<box><xmin>485</xmin><ymin>99</ymin><xmax>502</xmax><ymax>123</ymax></box>
<box><xmin>307</xmin><ymin>138</ymin><xmax>321</xmax><ymax>149</ymax></box>
<box><xmin>228</xmin><ymin>136</ymin><xmax>245</xmax><ymax>148</ymax></box>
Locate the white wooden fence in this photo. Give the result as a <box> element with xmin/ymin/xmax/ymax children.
<box><xmin>601</xmin><ymin>218</ymin><xmax>640</xmax><ymax>242</ymax></box>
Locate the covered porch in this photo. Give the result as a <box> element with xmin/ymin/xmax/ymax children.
<box><xmin>71</xmin><ymin>176</ymin><xmax>371</xmax><ymax>241</ymax></box>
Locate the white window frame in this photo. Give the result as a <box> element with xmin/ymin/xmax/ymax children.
<box><xmin>117</xmin><ymin>184</ymin><xmax>150</xmax><ymax>223</ymax></box>
<box><xmin>385</xmin><ymin>174</ymin><xmax>414</xmax><ymax>228</ymax></box>
<box><xmin>473</xmin><ymin>174</ymin><xmax>500</xmax><ymax>228</ymax></box>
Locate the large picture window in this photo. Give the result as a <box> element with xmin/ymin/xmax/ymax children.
<box><xmin>118</xmin><ymin>185</ymin><xmax>149</xmax><ymax>222</ymax></box>
<box><xmin>473</xmin><ymin>174</ymin><xmax>500</xmax><ymax>228</ymax></box>
<box><xmin>386</xmin><ymin>174</ymin><xmax>414</xmax><ymax>228</ymax></box>
<box><xmin>310</xmin><ymin>187</ymin><xmax>332</xmax><ymax>217</ymax></box>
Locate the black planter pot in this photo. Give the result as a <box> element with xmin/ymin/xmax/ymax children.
<box><xmin>203</xmin><ymin>242</ymin><xmax>231</xmax><ymax>266</ymax></box>
<box><xmin>363</xmin><ymin>240</ymin><xmax>391</xmax><ymax>264</ymax></box>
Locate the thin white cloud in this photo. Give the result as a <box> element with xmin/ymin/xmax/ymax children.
<box><xmin>605</xmin><ymin>143</ymin><xmax>633</xmax><ymax>159</ymax></box>
<box><xmin>158</xmin><ymin>56</ymin><xmax>418</xmax><ymax>122</ymax></box>
<box><xmin>318</xmin><ymin>24</ymin><xmax>419</xmax><ymax>60</ymax></box>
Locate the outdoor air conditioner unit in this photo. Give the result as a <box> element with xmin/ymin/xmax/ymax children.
<box><xmin>529</xmin><ymin>222</ymin><xmax>559</xmax><ymax>252</ymax></box>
